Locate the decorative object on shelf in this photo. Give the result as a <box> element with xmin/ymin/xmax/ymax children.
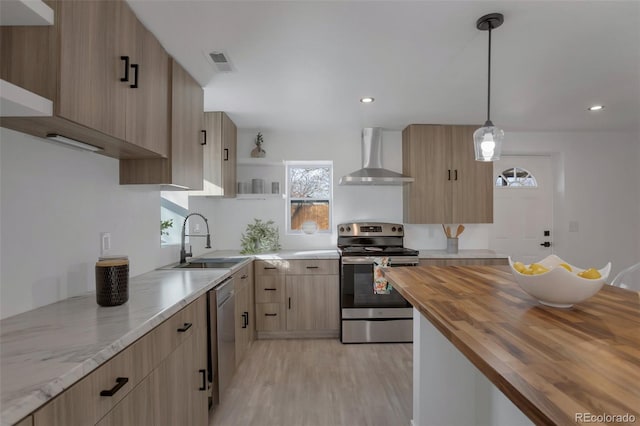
<box><xmin>473</xmin><ymin>13</ymin><xmax>505</xmax><ymax>162</ymax></box>
<box><xmin>240</xmin><ymin>218</ymin><xmax>281</xmax><ymax>254</ymax></box>
<box><xmin>272</xmin><ymin>182</ymin><xmax>280</xmax><ymax>194</ymax></box>
<box><xmin>160</xmin><ymin>219</ymin><xmax>173</xmax><ymax>236</ymax></box>
<box><xmin>252</xmin><ymin>178</ymin><xmax>265</xmax><ymax>194</ymax></box>
<box><xmin>251</xmin><ymin>132</ymin><xmax>266</xmax><ymax>158</ymax></box>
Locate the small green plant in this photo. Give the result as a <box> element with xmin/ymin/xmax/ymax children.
<box><xmin>240</xmin><ymin>219</ymin><xmax>281</xmax><ymax>254</ymax></box>
<box><xmin>161</xmin><ymin>219</ymin><xmax>173</xmax><ymax>236</ymax></box>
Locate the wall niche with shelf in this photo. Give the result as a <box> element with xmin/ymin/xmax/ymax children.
<box><xmin>236</xmin><ymin>158</ymin><xmax>284</xmax><ymax>199</ymax></box>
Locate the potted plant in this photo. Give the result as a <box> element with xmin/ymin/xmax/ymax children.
<box><xmin>240</xmin><ymin>218</ymin><xmax>281</xmax><ymax>254</ymax></box>
<box><xmin>251</xmin><ymin>132</ymin><xmax>266</xmax><ymax>158</ymax></box>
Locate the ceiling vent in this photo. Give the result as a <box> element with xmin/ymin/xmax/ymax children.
<box><xmin>209</xmin><ymin>51</ymin><xmax>233</xmax><ymax>72</ymax></box>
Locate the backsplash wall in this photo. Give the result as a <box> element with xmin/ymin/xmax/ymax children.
<box><xmin>0</xmin><ymin>128</ymin><xmax>180</xmax><ymax>319</ymax></box>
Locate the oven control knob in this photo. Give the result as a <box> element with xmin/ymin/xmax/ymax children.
<box><xmin>339</xmin><ymin>226</ymin><xmax>345</xmax><ymax>233</ymax></box>
<box><xmin>346</xmin><ymin>226</ymin><xmax>351</xmax><ymax>232</ymax></box>
<box><xmin>398</xmin><ymin>226</ymin><xmax>403</xmax><ymax>232</ymax></box>
<box><xmin>391</xmin><ymin>226</ymin><xmax>397</xmax><ymax>232</ymax></box>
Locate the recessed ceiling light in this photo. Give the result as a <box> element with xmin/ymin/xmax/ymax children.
<box><xmin>360</xmin><ymin>97</ymin><xmax>375</xmax><ymax>103</ymax></box>
<box><xmin>588</xmin><ymin>105</ymin><xmax>604</xmax><ymax>111</ymax></box>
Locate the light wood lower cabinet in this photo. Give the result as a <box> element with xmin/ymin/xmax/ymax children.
<box><xmin>32</xmin><ymin>296</ymin><xmax>208</xmax><ymax>426</ymax></box>
<box><xmin>286</xmin><ymin>275</ymin><xmax>339</xmax><ymax>331</ymax></box>
<box><xmin>254</xmin><ymin>259</ymin><xmax>339</xmax><ymax>338</ymax></box>
<box><xmin>234</xmin><ymin>264</ymin><xmax>254</xmax><ymax>367</ymax></box>
<box><xmin>14</xmin><ymin>416</ymin><xmax>33</xmax><ymax>426</ymax></box>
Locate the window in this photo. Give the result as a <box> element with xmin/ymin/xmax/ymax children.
<box><xmin>286</xmin><ymin>161</ymin><xmax>333</xmax><ymax>234</ymax></box>
<box><xmin>495</xmin><ymin>167</ymin><xmax>538</xmax><ymax>188</ymax></box>
<box><xmin>160</xmin><ymin>191</ymin><xmax>188</xmax><ymax>245</ymax></box>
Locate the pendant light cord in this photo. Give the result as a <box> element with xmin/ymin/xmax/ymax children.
<box><xmin>487</xmin><ymin>24</ymin><xmax>492</xmax><ymax>124</ymax></box>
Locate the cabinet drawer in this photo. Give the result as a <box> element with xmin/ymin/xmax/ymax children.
<box><xmin>255</xmin><ymin>303</ymin><xmax>285</xmax><ymax>331</ymax></box>
<box><xmin>287</xmin><ymin>259</ymin><xmax>338</xmax><ymax>275</ymax></box>
<box><xmin>254</xmin><ymin>260</ymin><xmax>288</xmax><ymax>276</ymax></box>
<box><xmin>150</xmin><ymin>299</ymin><xmax>200</xmax><ymax>366</ymax></box>
<box><xmin>34</xmin><ymin>344</ymin><xmax>136</xmax><ymax>426</ymax></box>
<box><xmin>255</xmin><ymin>275</ymin><xmax>285</xmax><ymax>304</ymax></box>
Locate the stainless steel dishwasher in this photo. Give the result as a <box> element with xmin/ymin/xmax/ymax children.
<box><xmin>208</xmin><ymin>276</ymin><xmax>236</xmax><ymax>411</ymax></box>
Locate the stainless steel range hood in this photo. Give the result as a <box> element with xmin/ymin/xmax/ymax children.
<box><xmin>339</xmin><ymin>128</ymin><xmax>414</xmax><ymax>185</ymax></box>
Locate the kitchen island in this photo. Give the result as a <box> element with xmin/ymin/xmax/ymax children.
<box><xmin>384</xmin><ymin>265</ymin><xmax>640</xmax><ymax>426</ymax></box>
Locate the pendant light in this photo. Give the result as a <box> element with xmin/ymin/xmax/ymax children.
<box><xmin>473</xmin><ymin>13</ymin><xmax>504</xmax><ymax>162</ymax></box>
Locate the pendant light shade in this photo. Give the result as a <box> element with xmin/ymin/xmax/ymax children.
<box><xmin>474</xmin><ymin>13</ymin><xmax>504</xmax><ymax>162</ymax></box>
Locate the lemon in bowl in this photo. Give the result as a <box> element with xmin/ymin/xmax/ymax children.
<box><xmin>508</xmin><ymin>254</ymin><xmax>611</xmax><ymax>308</ymax></box>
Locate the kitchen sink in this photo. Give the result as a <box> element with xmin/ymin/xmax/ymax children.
<box><xmin>162</xmin><ymin>257</ymin><xmax>249</xmax><ymax>269</ymax></box>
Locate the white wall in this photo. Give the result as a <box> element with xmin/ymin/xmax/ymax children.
<box><xmin>2</xmin><ymin>126</ymin><xmax>638</xmax><ymax>318</ymax></box>
<box><xmin>0</xmin><ymin>128</ymin><xmax>180</xmax><ymax>319</ymax></box>
<box><xmin>193</xmin><ymin>128</ymin><xmax>640</xmax><ymax>278</ymax></box>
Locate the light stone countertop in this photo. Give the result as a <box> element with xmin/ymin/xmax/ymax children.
<box><xmin>0</xmin><ymin>250</ymin><xmax>339</xmax><ymax>425</ymax></box>
<box><xmin>417</xmin><ymin>249</ymin><xmax>508</xmax><ymax>259</ymax></box>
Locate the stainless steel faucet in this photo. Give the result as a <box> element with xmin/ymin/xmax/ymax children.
<box><xmin>180</xmin><ymin>213</ymin><xmax>212</xmax><ymax>264</ymax></box>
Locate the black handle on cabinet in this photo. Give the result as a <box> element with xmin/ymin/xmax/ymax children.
<box><xmin>241</xmin><ymin>274</ymin><xmax>248</xmax><ymax>280</ymax></box>
<box><xmin>100</xmin><ymin>377</ymin><xmax>129</xmax><ymax>396</ymax></box>
<box><xmin>540</xmin><ymin>242</ymin><xmax>551</xmax><ymax>247</ymax></box>
<box><xmin>177</xmin><ymin>322</ymin><xmax>192</xmax><ymax>332</ymax></box>
<box><xmin>223</xmin><ymin>148</ymin><xmax>229</xmax><ymax>161</ymax></box>
<box><xmin>265</xmin><ymin>313</ymin><xmax>277</xmax><ymax>317</ymax></box>
<box><xmin>263</xmin><ymin>266</ymin><xmax>277</xmax><ymax>270</ymax></box>
<box><xmin>454</xmin><ymin>170</ymin><xmax>458</xmax><ymax>181</ymax></box>
<box><xmin>201</xmin><ymin>130</ymin><xmax>207</xmax><ymax>146</ymax></box>
<box><xmin>305</xmin><ymin>266</ymin><xmax>319</xmax><ymax>269</ymax></box>
<box><xmin>246</xmin><ymin>311</ymin><xmax>249</xmax><ymax>326</ymax></box>
<box><xmin>241</xmin><ymin>312</ymin><xmax>248</xmax><ymax>328</ymax></box>
<box><xmin>199</xmin><ymin>369</ymin><xmax>207</xmax><ymax>391</ymax></box>
<box><xmin>288</xmin><ymin>297</ymin><xmax>291</xmax><ymax>310</ymax></box>
<box><xmin>448</xmin><ymin>169</ymin><xmax>451</xmax><ymax>181</ymax></box>
<box><xmin>120</xmin><ymin>56</ymin><xmax>130</xmax><ymax>82</ymax></box>
<box><xmin>264</xmin><ymin>288</ymin><xmax>277</xmax><ymax>291</ymax></box>
<box><xmin>130</xmin><ymin>63</ymin><xmax>139</xmax><ymax>88</ymax></box>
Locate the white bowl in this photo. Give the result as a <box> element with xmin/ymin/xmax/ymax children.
<box><xmin>508</xmin><ymin>254</ymin><xmax>611</xmax><ymax>308</ymax></box>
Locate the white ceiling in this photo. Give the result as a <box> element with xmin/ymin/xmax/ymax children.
<box><xmin>128</xmin><ymin>0</ymin><xmax>640</xmax><ymax>133</ymax></box>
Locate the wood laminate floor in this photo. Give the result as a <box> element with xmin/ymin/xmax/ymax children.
<box><xmin>210</xmin><ymin>339</ymin><xmax>412</xmax><ymax>426</ymax></box>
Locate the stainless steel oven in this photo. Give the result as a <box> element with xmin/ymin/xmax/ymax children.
<box><xmin>338</xmin><ymin>222</ymin><xmax>419</xmax><ymax>343</ymax></box>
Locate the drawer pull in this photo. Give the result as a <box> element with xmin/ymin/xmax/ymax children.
<box><xmin>130</xmin><ymin>63</ymin><xmax>139</xmax><ymax>89</ymax></box>
<box><xmin>288</xmin><ymin>297</ymin><xmax>291</xmax><ymax>309</ymax></box>
<box><xmin>100</xmin><ymin>377</ymin><xmax>128</xmax><ymax>397</ymax></box>
<box><xmin>199</xmin><ymin>369</ymin><xmax>207</xmax><ymax>391</ymax></box>
<box><xmin>241</xmin><ymin>312</ymin><xmax>248</xmax><ymax>328</ymax></box>
<box><xmin>241</xmin><ymin>274</ymin><xmax>248</xmax><ymax>279</ymax></box>
<box><xmin>265</xmin><ymin>313</ymin><xmax>277</xmax><ymax>317</ymax></box>
<box><xmin>264</xmin><ymin>288</ymin><xmax>277</xmax><ymax>291</ymax></box>
<box><xmin>201</xmin><ymin>129</ymin><xmax>207</xmax><ymax>146</ymax></box>
<box><xmin>263</xmin><ymin>266</ymin><xmax>277</xmax><ymax>270</ymax></box>
<box><xmin>120</xmin><ymin>56</ymin><xmax>129</xmax><ymax>82</ymax></box>
<box><xmin>305</xmin><ymin>266</ymin><xmax>319</xmax><ymax>269</ymax></box>
<box><xmin>177</xmin><ymin>322</ymin><xmax>192</xmax><ymax>332</ymax></box>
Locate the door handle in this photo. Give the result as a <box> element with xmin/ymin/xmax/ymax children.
<box><xmin>199</xmin><ymin>369</ymin><xmax>207</xmax><ymax>391</ymax></box>
<box><xmin>241</xmin><ymin>312</ymin><xmax>248</xmax><ymax>328</ymax></box>
<box><xmin>263</xmin><ymin>266</ymin><xmax>277</xmax><ymax>270</ymax></box>
<box><xmin>120</xmin><ymin>56</ymin><xmax>129</xmax><ymax>82</ymax></box>
<box><xmin>201</xmin><ymin>130</ymin><xmax>207</xmax><ymax>146</ymax></box>
<box><xmin>454</xmin><ymin>169</ymin><xmax>458</xmax><ymax>180</ymax></box>
<box><xmin>241</xmin><ymin>274</ymin><xmax>248</xmax><ymax>279</ymax></box>
<box><xmin>288</xmin><ymin>297</ymin><xmax>291</xmax><ymax>310</ymax></box>
<box><xmin>264</xmin><ymin>288</ymin><xmax>277</xmax><ymax>291</ymax></box>
<box><xmin>540</xmin><ymin>242</ymin><xmax>551</xmax><ymax>247</ymax></box>
<box><xmin>223</xmin><ymin>148</ymin><xmax>229</xmax><ymax>161</ymax></box>
<box><xmin>177</xmin><ymin>322</ymin><xmax>192</xmax><ymax>332</ymax></box>
<box><xmin>448</xmin><ymin>169</ymin><xmax>451</xmax><ymax>181</ymax></box>
<box><xmin>100</xmin><ymin>377</ymin><xmax>128</xmax><ymax>396</ymax></box>
<box><xmin>130</xmin><ymin>63</ymin><xmax>139</xmax><ymax>88</ymax></box>
<box><xmin>265</xmin><ymin>313</ymin><xmax>277</xmax><ymax>317</ymax></box>
<box><xmin>305</xmin><ymin>266</ymin><xmax>319</xmax><ymax>269</ymax></box>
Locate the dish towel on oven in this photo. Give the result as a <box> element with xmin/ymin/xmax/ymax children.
<box><xmin>373</xmin><ymin>257</ymin><xmax>392</xmax><ymax>294</ymax></box>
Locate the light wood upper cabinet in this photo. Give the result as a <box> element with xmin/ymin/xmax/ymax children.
<box><xmin>191</xmin><ymin>111</ymin><xmax>237</xmax><ymax>197</ymax></box>
<box><xmin>119</xmin><ymin>59</ymin><xmax>204</xmax><ymax>189</ymax></box>
<box><xmin>1</xmin><ymin>0</ymin><xmax>170</xmax><ymax>159</ymax></box>
<box><xmin>403</xmin><ymin>124</ymin><xmax>493</xmax><ymax>224</ymax></box>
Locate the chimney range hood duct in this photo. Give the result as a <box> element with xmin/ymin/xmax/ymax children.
<box><xmin>339</xmin><ymin>128</ymin><xmax>414</xmax><ymax>185</ymax></box>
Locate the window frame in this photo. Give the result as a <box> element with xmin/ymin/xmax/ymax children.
<box><xmin>285</xmin><ymin>160</ymin><xmax>333</xmax><ymax>235</ymax></box>
<box><xmin>495</xmin><ymin>166</ymin><xmax>538</xmax><ymax>188</ymax></box>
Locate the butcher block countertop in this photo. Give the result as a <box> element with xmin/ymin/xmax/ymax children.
<box><xmin>384</xmin><ymin>265</ymin><xmax>640</xmax><ymax>425</ymax></box>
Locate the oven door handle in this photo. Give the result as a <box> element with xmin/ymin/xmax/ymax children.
<box><xmin>341</xmin><ymin>257</ymin><xmax>377</xmax><ymax>265</ymax></box>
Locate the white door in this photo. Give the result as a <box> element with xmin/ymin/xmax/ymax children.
<box><xmin>489</xmin><ymin>155</ymin><xmax>553</xmax><ymax>264</ymax></box>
